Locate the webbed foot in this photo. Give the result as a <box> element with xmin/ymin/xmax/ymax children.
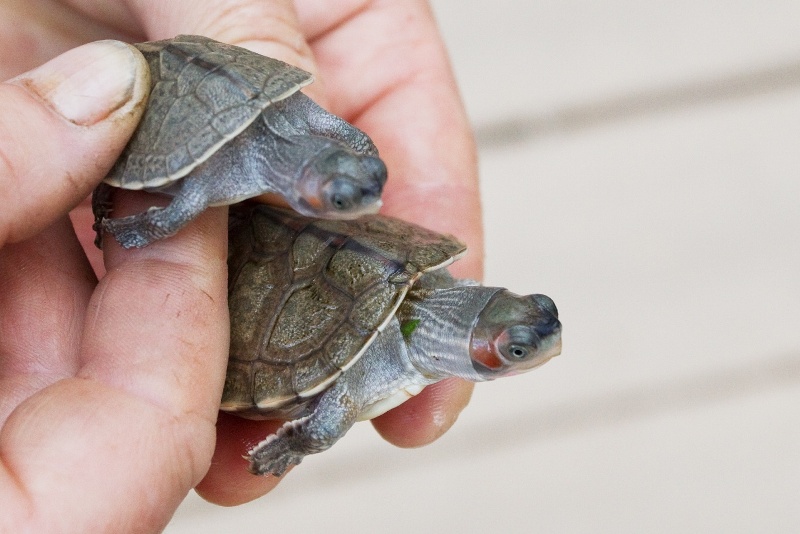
<box><xmin>101</xmin><ymin>206</ymin><xmax>177</xmax><ymax>248</ymax></box>
<box><xmin>245</xmin><ymin>381</ymin><xmax>359</xmax><ymax>477</ymax></box>
<box><xmin>247</xmin><ymin>433</ymin><xmax>306</xmax><ymax>477</ymax></box>
<box><xmin>247</xmin><ymin>417</ymin><xmax>313</xmax><ymax>477</ymax></box>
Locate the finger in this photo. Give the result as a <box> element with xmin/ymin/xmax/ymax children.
<box><xmin>0</xmin><ymin>216</ymin><xmax>95</xmax><ymax>425</ymax></box>
<box><xmin>0</xmin><ymin>205</ymin><xmax>229</xmax><ymax>532</ymax></box>
<box><xmin>0</xmin><ymin>1</ymin><xmax>121</xmax><ymax>79</ymax></box>
<box><xmin>129</xmin><ymin>0</ymin><xmax>312</xmax><ymax>64</ymax></box>
<box><xmin>72</xmin><ymin>0</ymin><xmax>320</xmax><ymax>101</ymax></box>
<box><xmin>371</xmin><ymin>378</ymin><xmax>474</xmax><ymax>447</ymax></box>
<box><xmin>297</xmin><ymin>0</ymin><xmax>484</xmax><ymax>279</ymax></box>
<box><xmin>83</xmin><ymin>197</ymin><xmax>229</xmax><ymax>420</ymax></box>
<box><xmin>292</xmin><ymin>0</ymin><xmax>370</xmax><ymax>41</ymax></box>
<box><xmin>68</xmin><ymin>196</ymin><xmax>106</xmax><ymax>277</ymax></box>
<box><xmin>195</xmin><ymin>414</ymin><xmax>284</xmax><ymax>506</ymax></box>
<box><xmin>0</xmin><ymin>39</ymin><xmax>149</xmax><ymax>246</ymax></box>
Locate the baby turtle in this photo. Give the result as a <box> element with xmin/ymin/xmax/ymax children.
<box><xmin>223</xmin><ymin>204</ymin><xmax>562</xmax><ymax>476</ymax></box>
<box><xmin>93</xmin><ymin>35</ymin><xmax>386</xmax><ymax>248</ymax></box>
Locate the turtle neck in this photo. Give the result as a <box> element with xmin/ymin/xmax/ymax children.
<box><xmin>398</xmin><ymin>285</ymin><xmax>502</xmax><ymax>382</ymax></box>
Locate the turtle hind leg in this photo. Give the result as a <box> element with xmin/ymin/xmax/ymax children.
<box><xmin>247</xmin><ymin>382</ymin><xmax>359</xmax><ymax>477</ymax></box>
<box><xmin>98</xmin><ymin>184</ymin><xmax>208</xmax><ymax>249</ymax></box>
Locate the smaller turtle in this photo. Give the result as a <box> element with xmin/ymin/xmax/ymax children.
<box><xmin>223</xmin><ymin>205</ymin><xmax>562</xmax><ymax>476</ymax></box>
<box><xmin>93</xmin><ymin>35</ymin><xmax>386</xmax><ymax>248</ymax></box>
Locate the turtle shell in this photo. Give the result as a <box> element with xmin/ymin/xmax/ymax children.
<box><xmin>221</xmin><ymin>205</ymin><xmax>467</xmax><ymax>414</ymax></box>
<box><xmin>105</xmin><ymin>35</ymin><xmax>312</xmax><ymax>189</ymax></box>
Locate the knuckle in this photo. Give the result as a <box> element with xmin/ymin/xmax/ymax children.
<box><xmin>197</xmin><ymin>0</ymin><xmax>317</xmax><ymax>74</ymax></box>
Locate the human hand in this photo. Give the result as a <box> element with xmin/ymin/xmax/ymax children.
<box><xmin>0</xmin><ymin>0</ymin><xmax>483</xmax><ymax>516</ymax></box>
<box><xmin>0</xmin><ymin>41</ymin><xmax>230</xmax><ymax>532</ymax></box>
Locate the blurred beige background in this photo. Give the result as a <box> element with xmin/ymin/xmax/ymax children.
<box><xmin>167</xmin><ymin>1</ymin><xmax>800</xmax><ymax>532</ymax></box>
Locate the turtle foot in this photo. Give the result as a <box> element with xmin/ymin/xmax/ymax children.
<box><xmin>243</xmin><ymin>384</ymin><xmax>356</xmax><ymax>476</ymax></box>
<box><xmin>247</xmin><ymin>435</ymin><xmax>305</xmax><ymax>477</ymax></box>
<box><xmin>101</xmin><ymin>207</ymin><xmax>178</xmax><ymax>249</ymax></box>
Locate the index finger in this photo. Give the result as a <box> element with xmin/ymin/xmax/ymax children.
<box><xmin>0</xmin><ymin>204</ymin><xmax>229</xmax><ymax>533</ymax></box>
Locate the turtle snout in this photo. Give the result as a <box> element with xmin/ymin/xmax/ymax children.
<box><xmin>362</xmin><ymin>156</ymin><xmax>387</xmax><ymax>188</ymax></box>
<box><xmin>531</xmin><ymin>294</ymin><xmax>558</xmax><ymax>318</ymax></box>
<box><xmin>530</xmin><ymin>294</ymin><xmax>560</xmax><ymax>339</ymax></box>
<box><xmin>354</xmin><ymin>156</ymin><xmax>386</xmax><ymax>209</ymax></box>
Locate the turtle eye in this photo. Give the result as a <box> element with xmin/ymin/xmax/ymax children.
<box><xmin>508</xmin><ymin>345</ymin><xmax>529</xmax><ymax>359</ymax></box>
<box><xmin>325</xmin><ymin>178</ymin><xmax>361</xmax><ymax>211</ymax></box>
<box><xmin>331</xmin><ymin>193</ymin><xmax>351</xmax><ymax>210</ymax></box>
<box><xmin>499</xmin><ymin>325</ymin><xmax>537</xmax><ymax>361</ymax></box>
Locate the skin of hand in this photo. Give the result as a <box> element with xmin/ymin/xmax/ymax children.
<box><xmin>0</xmin><ymin>0</ymin><xmax>483</xmax><ymax>529</ymax></box>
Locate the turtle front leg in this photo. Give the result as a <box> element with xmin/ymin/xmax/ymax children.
<box><xmin>95</xmin><ymin>182</ymin><xmax>208</xmax><ymax>249</ymax></box>
<box><xmin>248</xmin><ymin>382</ymin><xmax>359</xmax><ymax>476</ymax></box>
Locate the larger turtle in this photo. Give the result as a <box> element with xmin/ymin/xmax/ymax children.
<box><xmin>93</xmin><ymin>35</ymin><xmax>386</xmax><ymax>248</ymax></box>
<box><xmin>223</xmin><ymin>204</ymin><xmax>562</xmax><ymax>476</ymax></box>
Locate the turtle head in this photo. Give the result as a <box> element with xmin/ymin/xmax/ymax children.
<box><xmin>295</xmin><ymin>149</ymin><xmax>387</xmax><ymax>218</ymax></box>
<box><xmin>470</xmin><ymin>291</ymin><xmax>561</xmax><ymax>379</ymax></box>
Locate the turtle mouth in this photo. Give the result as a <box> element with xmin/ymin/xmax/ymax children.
<box><xmin>327</xmin><ymin>195</ymin><xmax>383</xmax><ymax>219</ymax></box>
<box><xmin>470</xmin><ymin>339</ymin><xmax>506</xmax><ymax>373</ymax></box>
<box><xmin>300</xmin><ymin>174</ymin><xmax>384</xmax><ymax>219</ymax></box>
<box><xmin>506</xmin><ymin>333</ymin><xmax>562</xmax><ymax>375</ymax></box>
<box><xmin>294</xmin><ymin>195</ymin><xmax>382</xmax><ymax>219</ymax></box>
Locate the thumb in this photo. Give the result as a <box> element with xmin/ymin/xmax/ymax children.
<box><xmin>0</xmin><ymin>40</ymin><xmax>149</xmax><ymax>246</ymax></box>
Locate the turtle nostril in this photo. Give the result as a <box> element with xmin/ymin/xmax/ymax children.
<box><xmin>361</xmin><ymin>188</ymin><xmax>379</xmax><ymax>204</ymax></box>
<box><xmin>531</xmin><ymin>294</ymin><xmax>558</xmax><ymax>318</ymax></box>
<box><xmin>363</xmin><ymin>156</ymin><xmax>387</xmax><ymax>187</ymax></box>
<box><xmin>535</xmin><ymin>315</ymin><xmax>561</xmax><ymax>339</ymax></box>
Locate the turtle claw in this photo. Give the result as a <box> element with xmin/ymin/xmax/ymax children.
<box><xmin>101</xmin><ymin>212</ymin><xmax>164</xmax><ymax>249</ymax></box>
<box><xmin>247</xmin><ymin>437</ymin><xmax>304</xmax><ymax>477</ymax></box>
<box><xmin>100</xmin><ymin>205</ymin><xmax>189</xmax><ymax>249</ymax></box>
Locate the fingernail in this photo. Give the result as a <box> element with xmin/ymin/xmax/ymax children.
<box><xmin>12</xmin><ymin>40</ymin><xmax>144</xmax><ymax>126</ymax></box>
